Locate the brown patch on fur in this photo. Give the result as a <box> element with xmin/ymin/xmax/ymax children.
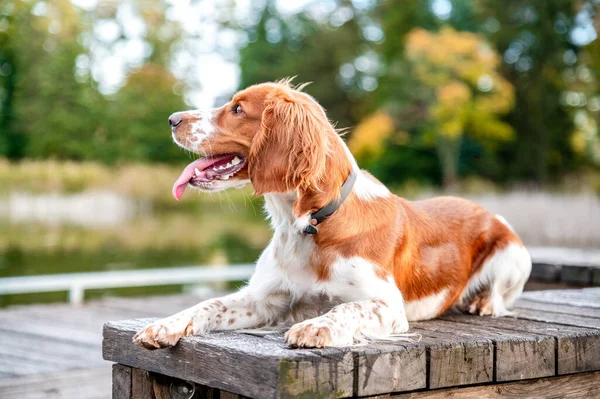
<box><xmin>246</xmin><ymin>311</ymin><xmax>253</xmax><ymax>317</ymax></box>
<box><xmin>228</xmin><ymin>318</ymin><xmax>236</xmax><ymax>325</ymax></box>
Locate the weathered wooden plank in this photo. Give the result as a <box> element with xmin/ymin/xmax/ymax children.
<box><xmin>407</xmin><ymin>325</ymin><xmax>494</xmax><ymax>389</ymax></box>
<box><xmin>0</xmin><ymin>367</ymin><xmax>111</xmax><ymax>399</ymax></box>
<box><xmin>439</xmin><ymin>312</ymin><xmax>600</xmax><ymax>375</ymax></box>
<box><xmin>515</xmin><ymin>298</ymin><xmax>600</xmax><ymax>319</ymax></box>
<box><xmin>392</xmin><ymin>370</ymin><xmax>600</xmax><ymax>399</ymax></box>
<box><xmin>0</xmin><ymin>316</ymin><xmax>101</xmax><ymax>346</ymax></box>
<box><xmin>131</xmin><ymin>368</ymin><xmax>154</xmax><ymax>399</ymax></box>
<box><xmin>593</xmin><ymin>269</ymin><xmax>600</xmax><ymax>286</ymax></box>
<box><xmin>512</xmin><ymin>308</ymin><xmax>600</xmax><ymax>329</ymax></box>
<box><xmin>251</xmin><ymin>331</ymin><xmax>355</xmax><ymax>398</ymax></box>
<box><xmin>0</xmin><ymin>352</ymin><xmax>77</xmax><ymax>377</ymax></box>
<box><xmin>352</xmin><ymin>342</ymin><xmax>426</xmax><ymax>397</ymax></box>
<box><xmin>560</xmin><ymin>266</ymin><xmax>594</xmax><ymax>286</ymax></box>
<box><xmin>0</xmin><ymin>328</ymin><xmax>102</xmax><ymax>365</ymax></box>
<box><xmin>113</xmin><ymin>364</ymin><xmax>132</xmax><ymax>399</ymax></box>
<box><xmin>196</xmin><ymin>384</ymin><xmax>226</xmax><ymax>399</ymax></box>
<box><xmin>520</xmin><ymin>289</ymin><xmax>600</xmax><ymax>308</ymax></box>
<box><xmin>96</xmin><ymin>294</ymin><xmax>217</xmax><ymax>317</ymax></box>
<box><xmin>530</xmin><ymin>263</ymin><xmax>561</xmax><ymax>282</ymax></box>
<box><xmin>103</xmin><ymin>319</ymin><xmax>354</xmax><ymax>399</ymax></box>
<box><xmin>412</xmin><ymin>319</ymin><xmax>555</xmax><ymax>382</ymax></box>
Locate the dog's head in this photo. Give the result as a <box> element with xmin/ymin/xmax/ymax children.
<box><xmin>170</xmin><ymin>79</ymin><xmax>351</xmax><ymax>207</ymax></box>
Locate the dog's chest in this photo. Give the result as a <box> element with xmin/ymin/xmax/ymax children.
<box><xmin>272</xmin><ymin>231</ymin><xmax>319</xmax><ymax>294</ymax></box>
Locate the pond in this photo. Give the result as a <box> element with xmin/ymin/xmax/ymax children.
<box><xmin>2</xmin><ymin>188</ymin><xmax>600</xmax><ymax>306</ymax></box>
<box><xmin>0</xmin><ymin>191</ymin><xmax>271</xmax><ymax>306</ymax></box>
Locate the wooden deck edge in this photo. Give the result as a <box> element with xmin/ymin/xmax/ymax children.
<box><xmin>102</xmin><ymin>320</ymin><xmax>356</xmax><ymax>399</ymax></box>
<box><xmin>390</xmin><ymin>370</ymin><xmax>600</xmax><ymax>398</ymax></box>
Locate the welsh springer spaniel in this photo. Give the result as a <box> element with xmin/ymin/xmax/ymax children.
<box><xmin>133</xmin><ymin>80</ymin><xmax>531</xmax><ymax>349</ymax></box>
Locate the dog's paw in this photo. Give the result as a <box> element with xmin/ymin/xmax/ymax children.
<box><xmin>133</xmin><ymin>316</ymin><xmax>195</xmax><ymax>350</ymax></box>
<box><xmin>285</xmin><ymin>320</ymin><xmax>339</xmax><ymax>348</ymax></box>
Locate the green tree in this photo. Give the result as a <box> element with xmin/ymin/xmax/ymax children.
<box><xmin>237</xmin><ymin>1</ymin><xmax>368</xmax><ymax>128</ymax></box>
<box><xmin>477</xmin><ymin>0</ymin><xmax>584</xmax><ymax>182</ymax></box>
<box><xmin>405</xmin><ymin>27</ymin><xmax>515</xmax><ymax>189</ymax></box>
<box><xmin>0</xmin><ymin>0</ymin><xmax>107</xmax><ymax>160</ymax></box>
<box><xmin>106</xmin><ymin>63</ymin><xmax>186</xmax><ymax>163</ymax></box>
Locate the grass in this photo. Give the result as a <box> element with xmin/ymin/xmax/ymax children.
<box><xmin>1</xmin><ymin>159</ymin><xmax>599</xmax><ymax>248</ymax></box>
<box><xmin>0</xmin><ymin>158</ymin><xmax>261</xmax><ymax>210</ymax></box>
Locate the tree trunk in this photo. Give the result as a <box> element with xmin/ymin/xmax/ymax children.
<box><xmin>436</xmin><ymin>136</ymin><xmax>461</xmax><ymax>192</ymax></box>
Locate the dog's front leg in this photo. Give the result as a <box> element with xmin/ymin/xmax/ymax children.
<box><xmin>285</xmin><ymin>297</ymin><xmax>408</xmax><ymax>348</ymax></box>
<box><xmin>285</xmin><ymin>259</ymin><xmax>409</xmax><ymax>349</ymax></box>
<box><xmin>133</xmin><ymin>287</ymin><xmax>287</xmax><ymax>349</ymax></box>
<box><xmin>134</xmin><ymin>242</ymin><xmax>289</xmax><ymax>349</ymax></box>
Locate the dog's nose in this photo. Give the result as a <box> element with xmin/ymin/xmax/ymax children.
<box><xmin>169</xmin><ymin>113</ymin><xmax>182</xmax><ymax>128</ymax></box>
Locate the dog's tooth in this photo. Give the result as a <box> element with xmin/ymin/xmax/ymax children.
<box><xmin>231</xmin><ymin>156</ymin><xmax>241</xmax><ymax>165</ymax></box>
<box><xmin>219</xmin><ymin>165</ymin><xmax>225</xmax><ymax>170</ymax></box>
<box><xmin>213</xmin><ymin>166</ymin><xmax>218</xmax><ymax>171</ymax></box>
<box><xmin>194</xmin><ymin>168</ymin><xmax>201</xmax><ymax>176</ymax></box>
<box><xmin>226</xmin><ymin>162</ymin><xmax>232</xmax><ymax>168</ymax></box>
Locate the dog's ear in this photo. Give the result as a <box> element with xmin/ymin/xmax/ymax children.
<box><xmin>249</xmin><ymin>88</ymin><xmax>329</xmax><ymax>196</ymax></box>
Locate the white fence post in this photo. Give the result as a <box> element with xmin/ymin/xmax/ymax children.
<box><xmin>69</xmin><ymin>284</ymin><xmax>84</xmax><ymax>306</ymax></box>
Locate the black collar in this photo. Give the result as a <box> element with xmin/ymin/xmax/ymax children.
<box><xmin>302</xmin><ymin>170</ymin><xmax>357</xmax><ymax>235</ymax></box>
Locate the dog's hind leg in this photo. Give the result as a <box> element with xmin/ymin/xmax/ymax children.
<box><xmin>457</xmin><ymin>235</ymin><xmax>531</xmax><ymax>317</ymax></box>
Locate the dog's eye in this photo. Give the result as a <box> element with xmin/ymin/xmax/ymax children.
<box><xmin>232</xmin><ymin>105</ymin><xmax>242</xmax><ymax>114</ymax></box>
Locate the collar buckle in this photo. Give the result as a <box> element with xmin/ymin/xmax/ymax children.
<box><xmin>302</xmin><ymin>169</ymin><xmax>357</xmax><ymax>235</ymax></box>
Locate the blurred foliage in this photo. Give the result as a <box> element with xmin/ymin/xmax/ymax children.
<box><xmin>405</xmin><ymin>27</ymin><xmax>515</xmax><ymax>188</ymax></box>
<box><xmin>0</xmin><ymin>159</ymin><xmax>264</xmax><ymax>211</ymax></box>
<box><xmin>0</xmin><ymin>0</ymin><xmax>185</xmax><ymax>164</ymax></box>
<box><xmin>237</xmin><ymin>0</ymin><xmax>368</xmax><ymax>128</ymax></box>
<box><xmin>0</xmin><ymin>0</ymin><xmax>599</xmax><ymax>190</ymax></box>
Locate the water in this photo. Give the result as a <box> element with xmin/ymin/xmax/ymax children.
<box><xmin>0</xmin><ymin>191</ymin><xmax>271</xmax><ymax>306</ymax></box>
<box><xmin>2</xmin><ymin>189</ymin><xmax>600</xmax><ymax>306</ymax></box>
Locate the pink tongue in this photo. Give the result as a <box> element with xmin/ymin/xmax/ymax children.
<box><xmin>172</xmin><ymin>158</ymin><xmax>216</xmax><ymax>200</ymax></box>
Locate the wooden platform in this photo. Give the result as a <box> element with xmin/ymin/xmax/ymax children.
<box><xmin>1</xmin><ymin>287</ymin><xmax>599</xmax><ymax>398</ymax></box>
<box><xmin>103</xmin><ymin>288</ymin><xmax>600</xmax><ymax>399</ymax></box>
<box><xmin>529</xmin><ymin>247</ymin><xmax>600</xmax><ymax>286</ymax></box>
<box><xmin>0</xmin><ymin>293</ymin><xmax>222</xmax><ymax>399</ymax></box>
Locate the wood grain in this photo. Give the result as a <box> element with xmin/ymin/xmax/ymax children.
<box><xmin>440</xmin><ymin>311</ymin><xmax>600</xmax><ymax>375</ymax></box>
<box><xmin>408</xmin><ymin>325</ymin><xmax>494</xmax><ymax>389</ymax></box>
<box><xmin>103</xmin><ymin>319</ymin><xmax>354</xmax><ymax>399</ymax></box>
<box><xmin>113</xmin><ymin>364</ymin><xmax>132</xmax><ymax>399</ymax></box>
<box><xmin>98</xmin><ymin>288</ymin><xmax>600</xmax><ymax>398</ymax></box>
<box><xmin>392</xmin><ymin>371</ymin><xmax>600</xmax><ymax>399</ymax></box>
<box><xmin>515</xmin><ymin>298</ymin><xmax>600</xmax><ymax>319</ymax></box>
<box><xmin>131</xmin><ymin>368</ymin><xmax>154</xmax><ymax>399</ymax></box>
<box><xmin>353</xmin><ymin>342</ymin><xmax>426</xmax><ymax>396</ymax></box>
<box><xmin>413</xmin><ymin>319</ymin><xmax>555</xmax><ymax>382</ymax></box>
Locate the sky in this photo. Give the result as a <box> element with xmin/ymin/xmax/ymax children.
<box><xmin>71</xmin><ymin>0</ymin><xmax>316</xmax><ymax>109</ymax></box>
<box><xmin>69</xmin><ymin>0</ymin><xmax>597</xmax><ymax>109</ymax></box>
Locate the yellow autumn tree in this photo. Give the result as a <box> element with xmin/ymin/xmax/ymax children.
<box><xmin>348</xmin><ymin>111</ymin><xmax>395</xmax><ymax>164</ymax></box>
<box><xmin>406</xmin><ymin>27</ymin><xmax>515</xmax><ymax>189</ymax></box>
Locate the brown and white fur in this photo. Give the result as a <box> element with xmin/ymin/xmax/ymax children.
<box><xmin>133</xmin><ymin>80</ymin><xmax>531</xmax><ymax>349</ymax></box>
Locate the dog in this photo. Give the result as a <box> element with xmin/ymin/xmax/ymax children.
<box><xmin>133</xmin><ymin>79</ymin><xmax>531</xmax><ymax>349</ymax></box>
